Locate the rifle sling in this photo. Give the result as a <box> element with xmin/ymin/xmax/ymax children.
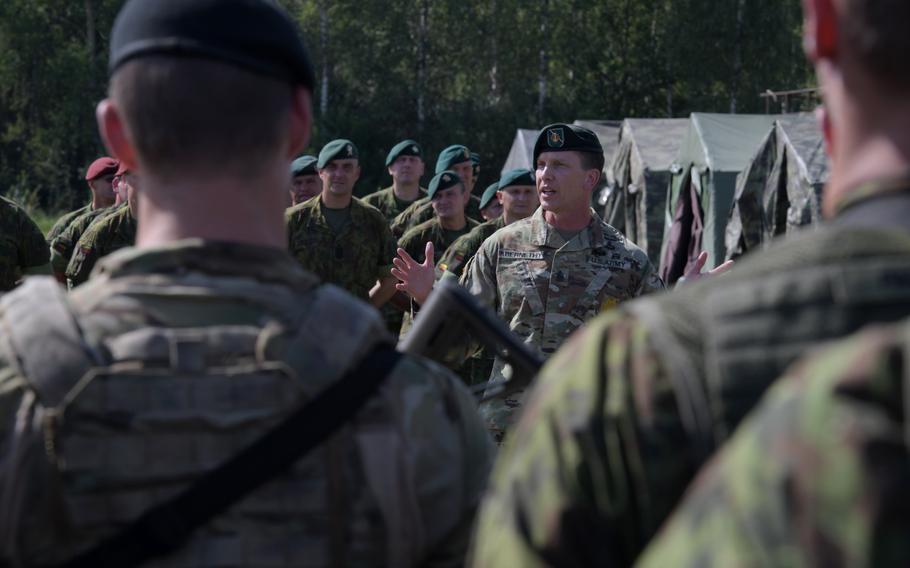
<box><xmin>61</xmin><ymin>346</ymin><xmax>402</xmax><ymax>568</ymax></box>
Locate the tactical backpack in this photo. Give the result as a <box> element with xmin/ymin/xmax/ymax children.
<box><xmin>0</xmin><ymin>277</ymin><xmax>428</xmax><ymax>568</ymax></box>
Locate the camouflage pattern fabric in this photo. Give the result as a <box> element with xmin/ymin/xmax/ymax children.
<box><xmin>637</xmin><ymin>320</ymin><xmax>910</xmax><ymax>568</ymax></box>
<box><xmin>437</xmin><ymin>216</ymin><xmax>505</xmax><ymax>279</ymax></box>
<box><xmin>461</xmin><ymin>207</ymin><xmax>663</xmax><ymax>442</ymax></box>
<box><xmin>469</xmin><ymin>187</ymin><xmax>910</xmax><ymax>567</ymax></box>
<box><xmin>397</xmin><ymin>216</ymin><xmax>479</xmax><ymax>338</ymax></box>
<box><xmin>45</xmin><ymin>204</ymin><xmax>90</xmax><ymax>243</ymax></box>
<box><xmin>65</xmin><ymin>204</ymin><xmax>136</xmax><ymax>288</ymax></box>
<box><xmin>286</xmin><ymin>196</ymin><xmax>395</xmax><ymax>301</ymax></box>
<box><xmin>0</xmin><ymin>196</ymin><xmax>50</xmax><ymax>291</ymax></box>
<box><xmin>391</xmin><ymin>194</ymin><xmax>484</xmax><ymax>238</ymax></box>
<box><xmin>362</xmin><ymin>186</ymin><xmax>426</xmax><ymax>224</ymax></box>
<box><xmin>0</xmin><ymin>241</ymin><xmax>494</xmax><ymax>567</ymax></box>
<box><xmin>50</xmin><ymin>204</ymin><xmax>120</xmax><ymax>277</ymax></box>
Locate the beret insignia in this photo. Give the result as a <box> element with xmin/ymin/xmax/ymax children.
<box><xmin>547</xmin><ymin>128</ymin><xmax>565</xmax><ymax>148</ymax></box>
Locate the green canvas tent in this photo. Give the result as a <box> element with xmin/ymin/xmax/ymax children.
<box><xmin>725</xmin><ymin>113</ymin><xmax>828</xmax><ymax>260</ymax></box>
<box><xmin>500</xmin><ymin>129</ymin><xmax>538</xmax><ymax>175</ymax></box>
<box><xmin>573</xmin><ymin>119</ymin><xmax>621</xmax><ymax>189</ymax></box>
<box><xmin>607</xmin><ymin>118</ymin><xmax>689</xmax><ymax>265</ymax></box>
<box><xmin>658</xmin><ymin>113</ymin><xmax>780</xmax><ymax>283</ymax></box>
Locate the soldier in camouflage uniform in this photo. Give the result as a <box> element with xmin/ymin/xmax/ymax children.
<box><xmin>288</xmin><ymin>154</ymin><xmax>320</xmax><ymax>206</ymax></box>
<box><xmin>45</xmin><ymin>157</ymin><xmax>118</xmax><ymax>243</ymax></box>
<box><xmin>362</xmin><ymin>139</ymin><xmax>427</xmax><ymax>223</ymax></box>
<box><xmin>477</xmin><ymin>182</ymin><xmax>503</xmax><ymax>222</ymax></box>
<box><xmin>65</xmin><ymin>166</ymin><xmax>138</xmax><ymax>288</ymax></box>
<box><xmin>0</xmin><ymin>2</ymin><xmax>493</xmax><ymax>566</ymax></box>
<box><xmin>286</xmin><ymin>139</ymin><xmax>399</xmax><ymax>304</ymax></box>
<box><xmin>637</xmin><ymin>319</ymin><xmax>910</xmax><ymax>567</ymax></box>
<box><xmin>390</xmin><ymin>144</ymin><xmax>484</xmax><ymax>236</ymax></box>
<box><xmin>0</xmin><ymin>196</ymin><xmax>50</xmax><ymax>292</ymax></box>
<box><xmin>470</xmin><ymin>1</ymin><xmax>910</xmax><ymax>564</ymax></box>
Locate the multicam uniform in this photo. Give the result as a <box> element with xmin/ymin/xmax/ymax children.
<box><xmin>50</xmin><ymin>204</ymin><xmax>121</xmax><ymax>278</ymax></box>
<box><xmin>638</xmin><ymin>318</ymin><xmax>910</xmax><ymax>567</ymax></box>
<box><xmin>286</xmin><ymin>197</ymin><xmax>395</xmax><ymax>301</ymax></box>
<box><xmin>462</xmin><ymin>207</ymin><xmax>663</xmax><ymax>441</ymax></box>
<box><xmin>362</xmin><ymin>186</ymin><xmax>426</xmax><ymax>224</ymax></box>
<box><xmin>65</xmin><ymin>204</ymin><xmax>136</xmax><ymax>288</ymax></box>
<box><xmin>0</xmin><ymin>241</ymin><xmax>494</xmax><ymax>566</ymax></box>
<box><xmin>0</xmin><ymin>196</ymin><xmax>50</xmax><ymax>292</ymax></box>
<box><xmin>469</xmin><ymin>180</ymin><xmax>910</xmax><ymax>567</ymax></box>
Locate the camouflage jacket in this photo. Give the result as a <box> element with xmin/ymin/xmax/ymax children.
<box><xmin>398</xmin><ymin>217</ymin><xmax>479</xmax><ymax>266</ymax></box>
<box><xmin>286</xmin><ymin>196</ymin><xmax>395</xmax><ymax>300</ymax></box>
<box><xmin>462</xmin><ymin>207</ymin><xmax>663</xmax><ymax>441</ymax></box>
<box><xmin>437</xmin><ymin>217</ymin><xmax>505</xmax><ymax>278</ymax></box>
<box><xmin>65</xmin><ymin>204</ymin><xmax>136</xmax><ymax>288</ymax></box>
<box><xmin>0</xmin><ymin>196</ymin><xmax>50</xmax><ymax>291</ymax></box>
<box><xmin>50</xmin><ymin>204</ymin><xmax>120</xmax><ymax>277</ymax></box>
<box><xmin>0</xmin><ymin>241</ymin><xmax>494</xmax><ymax>567</ymax></box>
<box><xmin>45</xmin><ymin>204</ymin><xmax>90</xmax><ymax>243</ymax></box>
<box><xmin>469</xmin><ymin>186</ymin><xmax>910</xmax><ymax>566</ymax></box>
<box><xmin>391</xmin><ymin>194</ymin><xmax>483</xmax><ymax>238</ymax></box>
<box><xmin>362</xmin><ymin>186</ymin><xmax>427</xmax><ymax>224</ymax></box>
<box><xmin>638</xmin><ymin>318</ymin><xmax>910</xmax><ymax>567</ymax></box>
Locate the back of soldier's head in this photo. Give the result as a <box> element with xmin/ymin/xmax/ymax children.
<box><xmin>107</xmin><ymin>0</ymin><xmax>315</xmax><ymax>182</ymax></box>
<box><xmin>840</xmin><ymin>0</ymin><xmax>910</xmax><ymax>91</ymax></box>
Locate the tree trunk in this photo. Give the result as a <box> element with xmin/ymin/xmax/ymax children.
<box><xmin>489</xmin><ymin>0</ymin><xmax>498</xmax><ymax>104</ymax></box>
<box><xmin>537</xmin><ymin>0</ymin><xmax>549</xmax><ymax>124</ymax></box>
<box><xmin>729</xmin><ymin>0</ymin><xmax>747</xmax><ymax>113</ymax></box>
<box><xmin>84</xmin><ymin>0</ymin><xmax>96</xmax><ymax>60</ymax></box>
<box><xmin>319</xmin><ymin>0</ymin><xmax>329</xmax><ymax>117</ymax></box>
<box><xmin>416</xmin><ymin>0</ymin><xmax>428</xmax><ymax>136</ymax></box>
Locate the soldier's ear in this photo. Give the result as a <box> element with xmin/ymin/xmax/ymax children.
<box><xmin>287</xmin><ymin>87</ymin><xmax>312</xmax><ymax>158</ymax></box>
<box><xmin>96</xmin><ymin>99</ymin><xmax>139</xmax><ymax>173</ymax></box>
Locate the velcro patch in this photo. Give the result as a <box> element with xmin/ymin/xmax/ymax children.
<box><xmin>591</xmin><ymin>259</ymin><xmax>629</xmax><ymax>270</ymax></box>
<box><xmin>500</xmin><ymin>250</ymin><xmax>545</xmax><ymax>261</ymax></box>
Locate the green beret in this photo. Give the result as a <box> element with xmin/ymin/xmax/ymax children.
<box><xmin>427</xmin><ymin>170</ymin><xmax>463</xmax><ymax>199</ymax></box>
<box><xmin>291</xmin><ymin>155</ymin><xmax>318</xmax><ymax>177</ymax></box>
<box><xmin>498</xmin><ymin>168</ymin><xmax>536</xmax><ymax>190</ymax></box>
<box><xmin>317</xmin><ymin>139</ymin><xmax>358</xmax><ymax>169</ymax></box>
<box><xmin>479</xmin><ymin>182</ymin><xmax>500</xmax><ymax>210</ymax></box>
<box><xmin>385</xmin><ymin>139</ymin><xmax>422</xmax><ymax>167</ymax></box>
<box><xmin>435</xmin><ymin>145</ymin><xmax>471</xmax><ymax>174</ymax></box>
<box><xmin>109</xmin><ymin>0</ymin><xmax>316</xmax><ymax>89</ymax></box>
<box><xmin>532</xmin><ymin>123</ymin><xmax>603</xmax><ymax>165</ymax></box>
<box><xmin>471</xmin><ymin>152</ymin><xmax>481</xmax><ymax>178</ymax></box>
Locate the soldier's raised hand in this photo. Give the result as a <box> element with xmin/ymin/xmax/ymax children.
<box><xmin>392</xmin><ymin>241</ymin><xmax>435</xmax><ymax>304</ymax></box>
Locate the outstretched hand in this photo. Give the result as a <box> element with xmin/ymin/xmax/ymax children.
<box><xmin>391</xmin><ymin>241</ymin><xmax>435</xmax><ymax>305</ymax></box>
<box><xmin>683</xmin><ymin>251</ymin><xmax>734</xmax><ymax>283</ymax></box>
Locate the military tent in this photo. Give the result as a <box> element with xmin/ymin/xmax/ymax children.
<box><xmin>725</xmin><ymin>113</ymin><xmax>828</xmax><ymax>260</ymax></box>
<box><xmin>500</xmin><ymin>129</ymin><xmax>538</xmax><ymax>175</ymax></box>
<box><xmin>607</xmin><ymin>118</ymin><xmax>689</xmax><ymax>264</ymax></box>
<box><xmin>658</xmin><ymin>113</ymin><xmax>780</xmax><ymax>283</ymax></box>
<box><xmin>573</xmin><ymin>119</ymin><xmax>621</xmax><ymax>188</ymax></box>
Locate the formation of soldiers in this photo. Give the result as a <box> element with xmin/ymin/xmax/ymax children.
<box><xmin>0</xmin><ymin>0</ymin><xmax>907</xmax><ymax>565</ymax></box>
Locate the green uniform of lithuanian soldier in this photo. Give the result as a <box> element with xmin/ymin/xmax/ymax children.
<box><xmin>363</xmin><ymin>139</ymin><xmax>427</xmax><ymax>223</ymax></box>
<box><xmin>0</xmin><ymin>1</ymin><xmax>492</xmax><ymax>566</ymax></box>
<box><xmin>50</xmin><ymin>204</ymin><xmax>125</xmax><ymax>281</ymax></box>
<box><xmin>0</xmin><ymin>196</ymin><xmax>50</xmax><ymax>292</ymax></box>
<box><xmin>470</xmin><ymin>1</ymin><xmax>910</xmax><ymax>564</ymax></box>
<box><xmin>46</xmin><ymin>157</ymin><xmax>119</xmax><ymax>244</ymax></box>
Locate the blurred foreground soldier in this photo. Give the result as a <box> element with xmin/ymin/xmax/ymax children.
<box><xmin>286</xmin><ymin>139</ymin><xmax>400</xmax><ymax>305</ymax></box>
<box><xmin>638</xmin><ymin>318</ymin><xmax>910</xmax><ymax>567</ymax></box>
<box><xmin>390</xmin><ymin>144</ymin><xmax>483</xmax><ymax>236</ymax></box>
<box><xmin>288</xmin><ymin>154</ymin><xmax>320</xmax><ymax>205</ymax></box>
<box><xmin>470</xmin><ymin>0</ymin><xmax>910</xmax><ymax>564</ymax></box>
<box><xmin>363</xmin><ymin>139</ymin><xmax>427</xmax><ymax>222</ymax></box>
<box><xmin>477</xmin><ymin>182</ymin><xmax>503</xmax><ymax>222</ymax></box>
<box><xmin>65</xmin><ymin>164</ymin><xmax>139</xmax><ymax>288</ymax></box>
<box><xmin>395</xmin><ymin>125</ymin><xmax>664</xmax><ymax>442</ymax></box>
<box><xmin>0</xmin><ymin>196</ymin><xmax>50</xmax><ymax>292</ymax></box>
<box><xmin>46</xmin><ymin>157</ymin><xmax>119</xmax><ymax>242</ymax></box>
<box><xmin>0</xmin><ymin>1</ymin><xmax>492</xmax><ymax>566</ymax></box>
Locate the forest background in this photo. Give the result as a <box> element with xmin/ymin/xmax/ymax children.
<box><xmin>0</xmin><ymin>0</ymin><xmax>814</xmax><ymax>228</ymax></box>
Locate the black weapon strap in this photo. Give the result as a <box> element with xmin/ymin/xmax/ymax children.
<box><xmin>61</xmin><ymin>345</ymin><xmax>402</xmax><ymax>568</ymax></box>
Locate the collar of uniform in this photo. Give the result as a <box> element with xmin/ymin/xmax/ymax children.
<box><xmin>93</xmin><ymin>239</ymin><xmax>317</xmax><ymax>289</ymax></box>
<box><xmin>530</xmin><ymin>207</ymin><xmax>607</xmax><ymax>251</ymax></box>
<box><xmin>834</xmin><ymin>174</ymin><xmax>910</xmax><ymax>217</ymax></box>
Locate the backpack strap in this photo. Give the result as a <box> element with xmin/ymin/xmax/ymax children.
<box><xmin>0</xmin><ymin>278</ymin><xmax>104</xmax><ymax>407</ymax></box>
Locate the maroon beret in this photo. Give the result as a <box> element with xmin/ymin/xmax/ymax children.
<box><xmin>85</xmin><ymin>157</ymin><xmax>119</xmax><ymax>181</ymax></box>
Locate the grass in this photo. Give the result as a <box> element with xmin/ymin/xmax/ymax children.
<box><xmin>27</xmin><ymin>208</ymin><xmax>63</xmax><ymax>236</ymax></box>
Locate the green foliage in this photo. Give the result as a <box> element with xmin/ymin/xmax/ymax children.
<box><xmin>0</xmin><ymin>0</ymin><xmax>813</xmax><ymax>209</ymax></box>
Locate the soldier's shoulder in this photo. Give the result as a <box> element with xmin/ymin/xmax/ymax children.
<box><xmin>487</xmin><ymin>216</ymin><xmax>535</xmax><ymax>245</ymax></box>
<box><xmin>352</xmin><ymin>196</ymin><xmax>388</xmax><ymax>224</ymax></box>
<box><xmin>285</xmin><ymin>195</ymin><xmax>320</xmax><ymax>221</ymax></box>
<box><xmin>400</xmin><ymin>218</ymin><xmax>437</xmax><ymax>243</ymax></box>
<box><xmin>362</xmin><ymin>187</ymin><xmax>392</xmax><ymax>205</ymax></box>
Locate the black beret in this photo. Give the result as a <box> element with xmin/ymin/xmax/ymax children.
<box><xmin>109</xmin><ymin>0</ymin><xmax>316</xmax><ymax>89</ymax></box>
<box><xmin>291</xmin><ymin>155</ymin><xmax>317</xmax><ymax>177</ymax></box>
<box><xmin>386</xmin><ymin>139</ymin><xmax>422</xmax><ymax>167</ymax></box>
<box><xmin>317</xmin><ymin>139</ymin><xmax>358</xmax><ymax>169</ymax></box>
<box><xmin>498</xmin><ymin>168</ymin><xmax>536</xmax><ymax>190</ymax></box>
<box><xmin>532</xmin><ymin>123</ymin><xmax>603</xmax><ymax>165</ymax></box>
<box><xmin>435</xmin><ymin>145</ymin><xmax>471</xmax><ymax>174</ymax></box>
<box><xmin>428</xmin><ymin>171</ymin><xmax>463</xmax><ymax>199</ymax></box>
<box><xmin>479</xmin><ymin>182</ymin><xmax>500</xmax><ymax>210</ymax></box>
